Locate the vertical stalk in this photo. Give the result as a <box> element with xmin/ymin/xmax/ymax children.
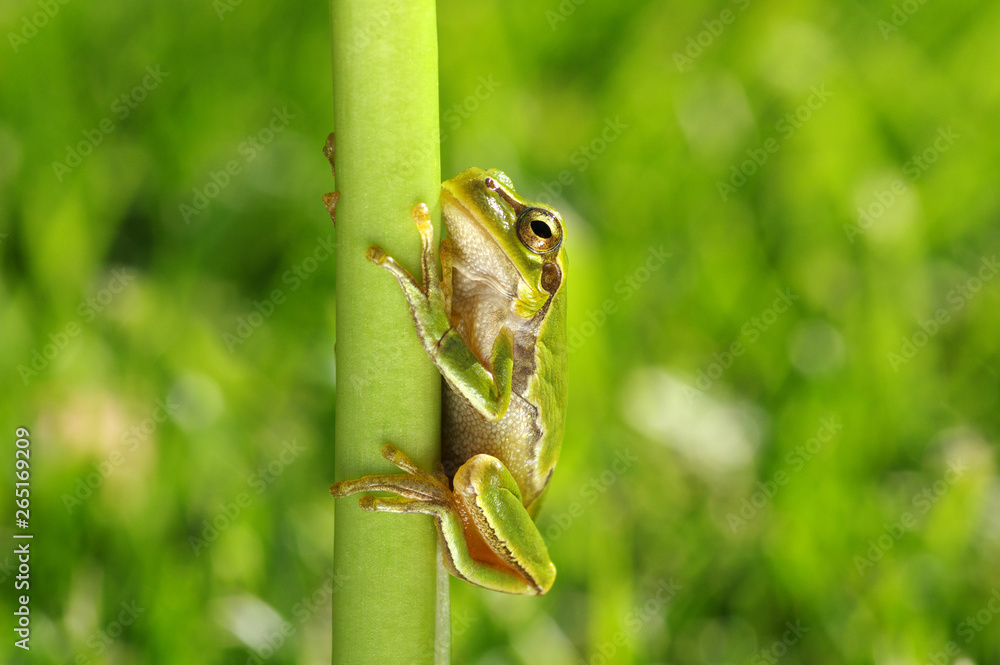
<box><xmin>330</xmin><ymin>1</ymin><xmax>444</xmax><ymax>664</ymax></box>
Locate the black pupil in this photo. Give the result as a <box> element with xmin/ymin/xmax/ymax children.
<box><xmin>531</xmin><ymin>218</ymin><xmax>552</xmax><ymax>238</ymax></box>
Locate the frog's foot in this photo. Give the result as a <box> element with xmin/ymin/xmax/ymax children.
<box><xmin>365</xmin><ymin>203</ymin><xmax>441</xmax><ymax>299</ymax></box>
<box><xmin>364</xmin><ymin>207</ymin><xmax>452</xmax><ymax>349</ymax></box>
<box><xmin>330</xmin><ymin>444</ymin><xmax>450</xmax><ymax>505</ymax></box>
<box><xmin>330</xmin><ymin>445</ymin><xmax>554</xmax><ymax>595</ymax></box>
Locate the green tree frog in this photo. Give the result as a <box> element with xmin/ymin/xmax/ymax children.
<box><xmin>330</xmin><ymin>167</ymin><xmax>567</xmax><ymax>595</ymax></box>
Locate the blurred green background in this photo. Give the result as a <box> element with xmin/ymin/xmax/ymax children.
<box><xmin>2</xmin><ymin>0</ymin><xmax>999</xmax><ymax>663</ymax></box>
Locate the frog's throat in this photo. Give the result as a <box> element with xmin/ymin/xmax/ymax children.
<box><xmin>441</xmin><ymin>190</ymin><xmax>549</xmax><ymax>319</ymax></box>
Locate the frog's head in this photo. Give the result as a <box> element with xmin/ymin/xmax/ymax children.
<box><xmin>441</xmin><ymin>167</ymin><xmax>566</xmax><ymax>319</ymax></box>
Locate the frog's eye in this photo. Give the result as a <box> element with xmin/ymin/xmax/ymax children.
<box><xmin>517</xmin><ymin>209</ymin><xmax>563</xmax><ymax>254</ymax></box>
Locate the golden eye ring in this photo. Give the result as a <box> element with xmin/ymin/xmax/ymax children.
<box><xmin>517</xmin><ymin>209</ymin><xmax>563</xmax><ymax>254</ymax></box>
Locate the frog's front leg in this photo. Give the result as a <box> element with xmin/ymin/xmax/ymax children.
<box><xmin>331</xmin><ymin>444</ymin><xmax>556</xmax><ymax>595</ymax></box>
<box><xmin>366</xmin><ymin>204</ymin><xmax>513</xmax><ymax>422</ymax></box>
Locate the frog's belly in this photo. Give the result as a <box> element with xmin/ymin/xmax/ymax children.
<box><xmin>442</xmin><ymin>382</ymin><xmax>544</xmax><ymax>506</ymax></box>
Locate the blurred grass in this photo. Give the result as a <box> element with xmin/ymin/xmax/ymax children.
<box><xmin>2</xmin><ymin>0</ymin><xmax>1000</xmax><ymax>663</ymax></box>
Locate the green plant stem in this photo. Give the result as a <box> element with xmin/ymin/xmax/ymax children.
<box><xmin>330</xmin><ymin>1</ymin><xmax>444</xmax><ymax>664</ymax></box>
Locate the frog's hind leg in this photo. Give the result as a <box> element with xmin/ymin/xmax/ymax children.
<box><xmin>331</xmin><ymin>473</ymin><xmax>445</xmax><ymax>502</ymax></box>
<box><xmin>357</xmin><ymin>490</ymin><xmax>550</xmax><ymax>596</ymax></box>
<box><xmin>331</xmin><ymin>446</ymin><xmax>447</xmax><ymax>502</ymax></box>
<box><xmin>331</xmin><ymin>444</ymin><xmax>449</xmax><ymax>505</ymax></box>
<box><xmin>330</xmin><ymin>444</ymin><xmax>553</xmax><ymax>595</ymax></box>
<box><xmin>378</xmin><ymin>442</ymin><xmax>450</xmax><ymax>486</ymax></box>
<box><xmin>448</xmin><ymin>454</ymin><xmax>556</xmax><ymax>595</ymax></box>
